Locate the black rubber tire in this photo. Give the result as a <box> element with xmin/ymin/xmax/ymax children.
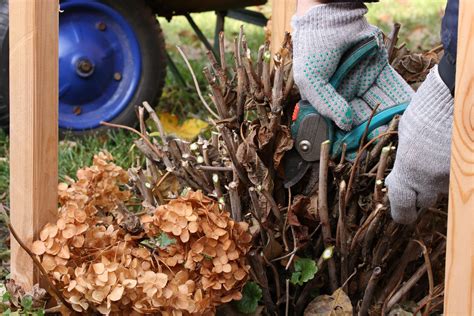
<box><xmin>0</xmin><ymin>0</ymin><xmax>167</xmax><ymax>134</ymax></box>
<box><xmin>94</xmin><ymin>0</ymin><xmax>167</xmax><ymax>132</ymax></box>
<box><xmin>0</xmin><ymin>0</ymin><xmax>8</xmax><ymax>131</ymax></box>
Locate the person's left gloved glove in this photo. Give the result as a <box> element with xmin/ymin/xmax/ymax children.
<box><xmin>292</xmin><ymin>2</ymin><xmax>414</xmax><ymax>132</ymax></box>
<box><xmin>385</xmin><ymin>66</ymin><xmax>454</xmax><ymax>224</ymax></box>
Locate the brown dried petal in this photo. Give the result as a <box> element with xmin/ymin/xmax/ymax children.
<box><xmin>92</xmin><ymin>289</ymin><xmax>107</xmax><ymax>303</ymax></box>
<box><xmin>234</xmin><ymin>269</ymin><xmax>247</xmax><ymax>281</ymax></box>
<box><xmin>156</xmin><ymin>273</ymin><xmax>168</xmax><ymax>288</ymax></box>
<box><xmin>93</xmin><ymin>263</ymin><xmax>106</xmax><ymax>275</ymax></box>
<box><xmin>74</xmin><ymin>209</ymin><xmax>87</xmax><ymax>223</ymax></box>
<box><xmin>108</xmin><ymin>286</ymin><xmax>124</xmax><ymax>301</ymax></box>
<box><xmin>31</xmin><ymin>241</ymin><xmax>46</xmax><ymax>255</ymax></box>
<box><xmin>188</xmin><ymin>221</ymin><xmax>199</xmax><ymax>234</ymax></box>
<box><xmin>57</xmin><ymin>245</ymin><xmax>71</xmax><ymax>259</ymax></box>
<box><xmin>123</xmin><ymin>279</ymin><xmax>137</xmax><ymax>289</ymax></box>
<box><xmin>57</xmin><ymin>218</ymin><xmax>66</xmax><ymax>230</ymax></box>
<box><xmin>72</xmin><ymin>235</ymin><xmax>85</xmax><ymax>248</ymax></box>
<box><xmin>42</xmin><ymin>255</ymin><xmax>57</xmax><ymax>271</ymax></box>
<box><xmin>180</xmin><ymin>229</ymin><xmax>190</xmax><ymax>243</ymax></box>
<box><xmin>62</xmin><ymin>224</ymin><xmax>77</xmax><ymax>239</ymax></box>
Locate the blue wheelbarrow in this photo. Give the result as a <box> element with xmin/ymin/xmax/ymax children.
<box><xmin>0</xmin><ymin>0</ymin><xmax>267</xmax><ymax>133</ymax></box>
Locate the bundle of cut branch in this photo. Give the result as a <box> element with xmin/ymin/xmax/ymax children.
<box><xmin>106</xmin><ymin>26</ymin><xmax>447</xmax><ymax>316</ymax></box>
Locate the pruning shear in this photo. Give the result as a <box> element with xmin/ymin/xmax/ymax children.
<box><xmin>284</xmin><ymin>37</ymin><xmax>410</xmax><ymax>188</ymax></box>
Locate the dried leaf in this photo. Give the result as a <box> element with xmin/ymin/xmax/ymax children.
<box><xmin>262</xmin><ymin>232</ymin><xmax>283</xmax><ymax>260</ymax></box>
<box><xmin>304</xmin><ymin>288</ymin><xmax>353</xmax><ymax>316</ymax></box>
<box><xmin>273</xmin><ymin>126</ymin><xmax>294</xmax><ymax>169</ymax></box>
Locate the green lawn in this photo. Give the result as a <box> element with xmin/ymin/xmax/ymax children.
<box><xmin>156</xmin><ymin>10</ymin><xmax>266</xmax><ymax>116</ymax></box>
<box><xmin>367</xmin><ymin>0</ymin><xmax>447</xmax><ymax>50</ymax></box>
<box><xmin>0</xmin><ymin>0</ymin><xmax>447</xmax><ymax>204</ymax></box>
<box><xmin>0</xmin><ymin>129</ymin><xmax>139</xmax><ymax>204</ymax></box>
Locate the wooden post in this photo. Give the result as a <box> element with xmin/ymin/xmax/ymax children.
<box><xmin>444</xmin><ymin>0</ymin><xmax>474</xmax><ymax>313</ymax></box>
<box><xmin>271</xmin><ymin>0</ymin><xmax>296</xmax><ymax>53</ymax></box>
<box><xmin>9</xmin><ymin>0</ymin><xmax>58</xmax><ymax>289</ymax></box>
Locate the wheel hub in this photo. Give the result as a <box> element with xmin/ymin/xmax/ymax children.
<box><xmin>58</xmin><ymin>1</ymin><xmax>142</xmax><ymax>130</ymax></box>
<box><xmin>76</xmin><ymin>58</ymin><xmax>95</xmax><ymax>77</ymax></box>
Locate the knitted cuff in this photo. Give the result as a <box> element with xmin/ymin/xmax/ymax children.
<box><xmin>291</xmin><ymin>3</ymin><xmax>374</xmax><ymax>52</ymax></box>
<box><xmin>404</xmin><ymin>65</ymin><xmax>453</xmax><ymax>133</ymax></box>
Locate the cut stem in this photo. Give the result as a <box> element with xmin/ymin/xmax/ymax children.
<box><xmin>318</xmin><ymin>140</ymin><xmax>338</xmax><ymax>292</ymax></box>
<box><xmin>359</xmin><ymin>267</ymin><xmax>382</xmax><ymax>316</ymax></box>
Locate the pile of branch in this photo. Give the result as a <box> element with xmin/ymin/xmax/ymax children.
<box><xmin>112</xmin><ymin>26</ymin><xmax>448</xmax><ymax>316</ymax></box>
<box><xmin>9</xmin><ymin>26</ymin><xmax>446</xmax><ymax>315</ymax></box>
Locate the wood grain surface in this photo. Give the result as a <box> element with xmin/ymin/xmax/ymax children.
<box><xmin>444</xmin><ymin>0</ymin><xmax>474</xmax><ymax>313</ymax></box>
<box><xmin>9</xmin><ymin>0</ymin><xmax>59</xmax><ymax>289</ymax></box>
<box><xmin>271</xmin><ymin>0</ymin><xmax>296</xmax><ymax>53</ymax></box>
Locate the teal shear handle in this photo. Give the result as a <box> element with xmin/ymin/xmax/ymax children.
<box><xmin>327</xmin><ymin>36</ymin><xmax>409</xmax><ymax>157</ymax></box>
<box><xmin>329</xmin><ymin>36</ymin><xmax>379</xmax><ymax>89</ymax></box>
<box><xmin>329</xmin><ymin>102</ymin><xmax>408</xmax><ymax>157</ymax></box>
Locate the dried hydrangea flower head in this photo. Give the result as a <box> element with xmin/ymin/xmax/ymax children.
<box><xmin>33</xmin><ymin>152</ymin><xmax>252</xmax><ymax>314</ymax></box>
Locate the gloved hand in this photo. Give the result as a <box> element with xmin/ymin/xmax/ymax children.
<box><xmin>291</xmin><ymin>3</ymin><xmax>414</xmax><ymax>132</ymax></box>
<box><xmin>386</xmin><ymin>65</ymin><xmax>454</xmax><ymax>224</ymax></box>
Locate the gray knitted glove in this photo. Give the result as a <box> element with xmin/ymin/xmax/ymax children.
<box><xmin>292</xmin><ymin>3</ymin><xmax>413</xmax><ymax>132</ymax></box>
<box><xmin>386</xmin><ymin>65</ymin><xmax>454</xmax><ymax>224</ymax></box>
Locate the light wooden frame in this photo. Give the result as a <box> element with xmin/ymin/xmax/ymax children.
<box><xmin>8</xmin><ymin>0</ymin><xmax>473</xmax><ymax>313</ymax></box>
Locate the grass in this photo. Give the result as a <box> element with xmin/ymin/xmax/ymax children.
<box><xmin>366</xmin><ymin>0</ymin><xmax>447</xmax><ymax>50</ymax></box>
<box><xmin>0</xmin><ymin>129</ymin><xmax>139</xmax><ymax>204</ymax></box>
<box><xmin>156</xmin><ymin>9</ymin><xmax>266</xmax><ymax>117</ymax></box>
<box><xmin>0</xmin><ymin>0</ymin><xmax>448</xmax><ymax>204</ymax></box>
<box><xmin>58</xmin><ymin>130</ymin><xmax>139</xmax><ymax>180</ymax></box>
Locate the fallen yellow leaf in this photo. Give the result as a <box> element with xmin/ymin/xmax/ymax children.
<box><xmin>157</xmin><ymin>112</ymin><xmax>208</xmax><ymax>141</ymax></box>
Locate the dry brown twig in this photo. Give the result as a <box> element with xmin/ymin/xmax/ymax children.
<box><xmin>0</xmin><ymin>205</ymin><xmax>73</xmax><ymax>311</ymax></box>
<box><xmin>176</xmin><ymin>46</ymin><xmax>220</xmax><ymax>119</ymax></box>
<box><xmin>318</xmin><ymin>140</ymin><xmax>338</xmax><ymax>292</ymax></box>
<box><xmin>414</xmin><ymin>240</ymin><xmax>435</xmax><ymax>316</ymax></box>
<box><xmin>385</xmin><ymin>240</ymin><xmax>446</xmax><ymax>311</ymax></box>
<box><xmin>359</xmin><ymin>267</ymin><xmax>382</xmax><ymax>316</ymax></box>
<box><xmin>142</xmin><ymin>101</ymin><xmax>166</xmax><ymax>141</ymax></box>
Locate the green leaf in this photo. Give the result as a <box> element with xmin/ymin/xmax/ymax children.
<box><xmin>140</xmin><ymin>232</ymin><xmax>177</xmax><ymax>250</ymax></box>
<box><xmin>234</xmin><ymin>282</ymin><xmax>262</xmax><ymax>314</ymax></box>
<box><xmin>149</xmin><ymin>132</ymin><xmax>162</xmax><ymax>138</ymax></box>
<box><xmin>2</xmin><ymin>291</ymin><xmax>10</xmax><ymax>303</ymax></box>
<box><xmin>290</xmin><ymin>272</ymin><xmax>302</xmax><ymax>285</ymax></box>
<box><xmin>180</xmin><ymin>187</ymin><xmax>191</xmax><ymax>197</ymax></box>
<box><xmin>139</xmin><ymin>239</ymin><xmax>156</xmax><ymax>249</ymax></box>
<box><xmin>34</xmin><ymin>309</ymin><xmax>45</xmax><ymax>316</ymax></box>
<box><xmin>155</xmin><ymin>232</ymin><xmax>176</xmax><ymax>249</ymax></box>
<box><xmin>291</xmin><ymin>258</ymin><xmax>318</xmax><ymax>286</ymax></box>
<box><xmin>20</xmin><ymin>295</ymin><xmax>33</xmax><ymax>311</ymax></box>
